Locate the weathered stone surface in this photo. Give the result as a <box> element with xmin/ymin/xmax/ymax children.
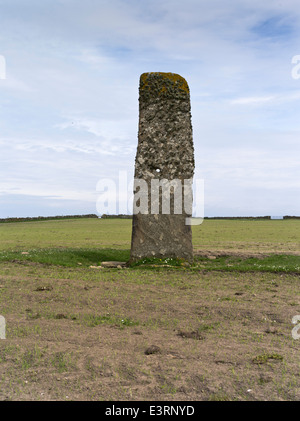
<box><xmin>130</xmin><ymin>72</ymin><xmax>195</xmax><ymax>263</ymax></box>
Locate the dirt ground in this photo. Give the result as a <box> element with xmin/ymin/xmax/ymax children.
<box><xmin>0</xmin><ymin>257</ymin><xmax>299</xmax><ymax>401</ymax></box>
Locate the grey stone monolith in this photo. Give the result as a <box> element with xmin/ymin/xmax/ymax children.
<box><xmin>130</xmin><ymin>72</ymin><xmax>195</xmax><ymax>263</ymax></box>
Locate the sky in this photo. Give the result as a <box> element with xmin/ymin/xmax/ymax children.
<box><xmin>0</xmin><ymin>0</ymin><xmax>299</xmax><ymax>218</ymax></box>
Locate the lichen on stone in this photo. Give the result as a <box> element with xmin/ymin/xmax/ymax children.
<box><xmin>139</xmin><ymin>72</ymin><xmax>190</xmax><ymax>102</ymax></box>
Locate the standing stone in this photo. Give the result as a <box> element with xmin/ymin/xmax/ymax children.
<box><xmin>130</xmin><ymin>72</ymin><xmax>195</xmax><ymax>263</ymax></box>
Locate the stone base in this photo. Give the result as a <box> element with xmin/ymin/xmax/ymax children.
<box><xmin>130</xmin><ymin>214</ymin><xmax>193</xmax><ymax>263</ymax></box>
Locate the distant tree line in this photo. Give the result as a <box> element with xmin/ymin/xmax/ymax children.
<box><xmin>101</xmin><ymin>215</ymin><xmax>299</xmax><ymax>220</ymax></box>
<box><xmin>204</xmin><ymin>216</ymin><xmax>272</xmax><ymax>220</ymax></box>
<box><xmin>101</xmin><ymin>214</ymin><xmax>133</xmax><ymax>219</ymax></box>
<box><xmin>0</xmin><ymin>214</ymin><xmax>299</xmax><ymax>224</ymax></box>
<box><xmin>204</xmin><ymin>216</ymin><xmax>299</xmax><ymax>220</ymax></box>
<box><xmin>0</xmin><ymin>214</ymin><xmax>99</xmax><ymax>223</ymax></box>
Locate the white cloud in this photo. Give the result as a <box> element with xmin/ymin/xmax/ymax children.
<box><xmin>56</xmin><ymin>116</ymin><xmax>137</xmax><ymax>155</ymax></box>
<box><xmin>77</xmin><ymin>49</ymin><xmax>111</xmax><ymax>68</ymax></box>
<box><xmin>230</xmin><ymin>96</ymin><xmax>275</xmax><ymax>105</ymax></box>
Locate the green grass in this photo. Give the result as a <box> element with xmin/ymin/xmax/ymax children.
<box><xmin>79</xmin><ymin>314</ymin><xmax>139</xmax><ymax>329</ymax></box>
<box><xmin>252</xmin><ymin>353</ymin><xmax>284</xmax><ymax>365</ymax></box>
<box><xmin>0</xmin><ymin>218</ymin><xmax>132</xmax><ymax>251</ymax></box>
<box><xmin>19</xmin><ymin>346</ymin><xmax>44</xmax><ymax>370</ymax></box>
<box><xmin>130</xmin><ymin>256</ymin><xmax>189</xmax><ymax>267</ymax></box>
<box><xmin>194</xmin><ymin>254</ymin><xmax>300</xmax><ymax>274</ymax></box>
<box><xmin>0</xmin><ymin>217</ymin><xmax>299</xmax><ymax>273</ymax></box>
<box><xmin>50</xmin><ymin>352</ymin><xmax>76</xmax><ymax>373</ymax></box>
<box><xmin>0</xmin><ymin>248</ymin><xmax>130</xmax><ymax>267</ymax></box>
<box><xmin>0</xmin><ymin>218</ymin><xmax>299</xmax><ymax>252</ymax></box>
<box><xmin>193</xmin><ymin>219</ymin><xmax>300</xmax><ymax>246</ymax></box>
<box><xmin>0</xmin><ymin>218</ymin><xmax>299</xmax><ymax>401</ymax></box>
<box><xmin>0</xmin><ymin>247</ymin><xmax>299</xmax><ymax>274</ymax></box>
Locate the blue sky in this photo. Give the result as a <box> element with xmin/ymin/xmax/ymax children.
<box><xmin>0</xmin><ymin>0</ymin><xmax>299</xmax><ymax>217</ymax></box>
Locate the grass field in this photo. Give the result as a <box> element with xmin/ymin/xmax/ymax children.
<box><xmin>0</xmin><ymin>218</ymin><xmax>299</xmax><ymax>401</ymax></box>
<box><xmin>0</xmin><ymin>217</ymin><xmax>299</xmax><ymax>253</ymax></box>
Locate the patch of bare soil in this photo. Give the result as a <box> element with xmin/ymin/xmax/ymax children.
<box><xmin>0</xmin><ymin>262</ymin><xmax>299</xmax><ymax>401</ymax></box>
